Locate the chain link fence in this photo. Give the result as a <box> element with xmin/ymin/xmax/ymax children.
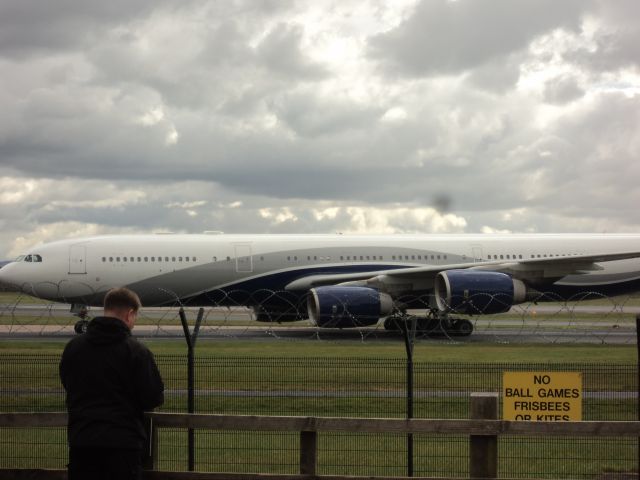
<box><xmin>0</xmin><ymin>284</ymin><xmax>638</xmax><ymax>344</ymax></box>
<box><xmin>0</xmin><ymin>353</ymin><xmax>636</xmax><ymax>478</ymax></box>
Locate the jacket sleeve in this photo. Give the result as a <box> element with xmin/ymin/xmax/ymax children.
<box><xmin>134</xmin><ymin>346</ymin><xmax>165</xmax><ymax>411</ymax></box>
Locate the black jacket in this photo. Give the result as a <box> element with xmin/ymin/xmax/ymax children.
<box><xmin>59</xmin><ymin>316</ymin><xmax>164</xmax><ymax>449</ymax></box>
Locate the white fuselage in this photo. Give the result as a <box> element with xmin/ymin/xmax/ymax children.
<box><xmin>1</xmin><ymin>233</ymin><xmax>640</xmax><ymax>311</ymax></box>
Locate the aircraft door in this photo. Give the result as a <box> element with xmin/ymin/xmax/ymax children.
<box><xmin>471</xmin><ymin>245</ymin><xmax>484</xmax><ymax>262</ymax></box>
<box><xmin>234</xmin><ymin>244</ymin><xmax>253</xmax><ymax>273</ymax></box>
<box><xmin>69</xmin><ymin>245</ymin><xmax>87</xmax><ymax>274</ymax></box>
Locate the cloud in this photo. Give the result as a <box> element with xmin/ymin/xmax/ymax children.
<box><xmin>543</xmin><ymin>75</ymin><xmax>585</xmax><ymax>104</ymax></box>
<box><xmin>0</xmin><ymin>1</ymin><xmax>639</xmax><ymax>258</ymax></box>
<box><xmin>368</xmin><ymin>0</ymin><xmax>587</xmax><ymax>79</ymax></box>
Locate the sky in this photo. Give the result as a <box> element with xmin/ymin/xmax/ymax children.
<box><xmin>0</xmin><ymin>0</ymin><xmax>639</xmax><ymax>259</ymax></box>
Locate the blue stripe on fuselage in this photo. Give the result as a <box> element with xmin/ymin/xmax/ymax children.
<box><xmin>183</xmin><ymin>264</ymin><xmax>407</xmax><ymax>307</ymax></box>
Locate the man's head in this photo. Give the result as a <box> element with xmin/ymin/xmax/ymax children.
<box><xmin>103</xmin><ymin>287</ymin><xmax>142</xmax><ymax>330</ymax></box>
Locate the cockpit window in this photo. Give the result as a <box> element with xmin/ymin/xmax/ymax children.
<box><xmin>15</xmin><ymin>255</ymin><xmax>25</xmax><ymax>262</ymax></box>
<box><xmin>24</xmin><ymin>254</ymin><xmax>42</xmax><ymax>263</ymax></box>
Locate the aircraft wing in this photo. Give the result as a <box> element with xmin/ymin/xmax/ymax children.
<box><xmin>284</xmin><ymin>251</ymin><xmax>640</xmax><ymax>293</ymax></box>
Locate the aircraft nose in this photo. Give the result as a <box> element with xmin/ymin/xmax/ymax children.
<box><xmin>0</xmin><ymin>262</ymin><xmax>15</xmax><ymax>287</ymax></box>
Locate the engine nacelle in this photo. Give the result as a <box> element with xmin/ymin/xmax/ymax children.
<box><xmin>307</xmin><ymin>286</ymin><xmax>394</xmax><ymax>328</ymax></box>
<box><xmin>435</xmin><ymin>270</ymin><xmax>527</xmax><ymax>315</ymax></box>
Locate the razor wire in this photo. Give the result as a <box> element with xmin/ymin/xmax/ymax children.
<box><xmin>0</xmin><ymin>280</ymin><xmax>637</xmax><ymax>344</ymax></box>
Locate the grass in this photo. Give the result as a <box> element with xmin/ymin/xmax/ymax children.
<box><xmin>0</xmin><ymin>338</ymin><xmax>637</xmax><ymax>363</ymax></box>
<box><xmin>0</xmin><ymin>337</ymin><xmax>637</xmax><ymax>477</ymax></box>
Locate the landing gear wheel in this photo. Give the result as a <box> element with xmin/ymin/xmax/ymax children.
<box><xmin>74</xmin><ymin>320</ymin><xmax>89</xmax><ymax>335</ymax></box>
<box><xmin>452</xmin><ymin>319</ymin><xmax>473</xmax><ymax>337</ymax></box>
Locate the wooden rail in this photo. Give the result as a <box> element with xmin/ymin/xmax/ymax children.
<box><xmin>2</xmin><ymin>410</ymin><xmax>638</xmax><ymax>436</ymax></box>
<box><xmin>1</xmin><ymin>394</ymin><xmax>640</xmax><ymax>480</ymax></box>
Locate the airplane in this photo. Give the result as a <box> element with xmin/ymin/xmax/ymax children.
<box><xmin>1</xmin><ymin>232</ymin><xmax>640</xmax><ymax>336</ymax></box>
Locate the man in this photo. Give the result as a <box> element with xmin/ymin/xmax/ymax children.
<box><xmin>60</xmin><ymin>287</ymin><xmax>164</xmax><ymax>480</ymax></box>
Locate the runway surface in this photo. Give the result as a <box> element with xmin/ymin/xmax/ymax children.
<box><xmin>0</xmin><ymin>302</ymin><xmax>636</xmax><ymax>343</ymax></box>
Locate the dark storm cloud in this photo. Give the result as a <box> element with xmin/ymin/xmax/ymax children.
<box><xmin>0</xmin><ymin>0</ymin><xmax>166</xmax><ymax>57</ymax></box>
<box><xmin>368</xmin><ymin>0</ymin><xmax>587</xmax><ymax>78</ymax></box>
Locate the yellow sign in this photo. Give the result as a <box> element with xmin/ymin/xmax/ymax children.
<box><xmin>503</xmin><ymin>372</ymin><xmax>582</xmax><ymax>421</ymax></box>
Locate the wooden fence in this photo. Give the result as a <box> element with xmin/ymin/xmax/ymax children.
<box><xmin>1</xmin><ymin>394</ymin><xmax>640</xmax><ymax>480</ymax></box>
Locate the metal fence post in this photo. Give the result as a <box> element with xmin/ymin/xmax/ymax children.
<box><xmin>179</xmin><ymin>307</ymin><xmax>204</xmax><ymax>472</ymax></box>
<box><xmin>400</xmin><ymin>317</ymin><xmax>417</xmax><ymax>477</ymax></box>
<box><xmin>469</xmin><ymin>392</ymin><xmax>498</xmax><ymax>479</ymax></box>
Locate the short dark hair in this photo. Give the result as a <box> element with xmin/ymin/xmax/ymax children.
<box><xmin>104</xmin><ymin>287</ymin><xmax>141</xmax><ymax>313</ymax></box>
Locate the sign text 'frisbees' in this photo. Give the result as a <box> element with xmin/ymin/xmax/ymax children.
<box><xmin>503</xmin><ymin>372</ymin><xmax>582</xmax><ymax>421</ymax></box>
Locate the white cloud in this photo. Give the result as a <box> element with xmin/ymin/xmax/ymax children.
<box><xmin>0</xmin><ymin>1</ymin><xmax>638</xmax><ymax>257</ymax></box>
<box><xmin>0</xmin><ymin>178</ymin><xmax>39</xmax><ymax>204</ymax></box>
<box><xmin>343</xmin><ymin>206</ymin><xmax>467</xmax><ymax>234</ymax></box>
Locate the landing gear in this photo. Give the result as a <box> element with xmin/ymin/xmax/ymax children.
<box><xmin>383</xmin><ymin>309</ymin><xmax>474</xmax><ymax>337</ymax></box>
<box><xmin>451</xmin><ymin>318</ymin><xmax>473</xmax><ymax>337</ymax></box>
<box><xmin>71</xmin><ymin>304</ymin><xmax>90</xmax><ymax>335</ymax></box>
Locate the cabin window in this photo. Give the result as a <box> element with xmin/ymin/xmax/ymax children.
<box><xmin>172</xmin><ymin>257</ymin><xmax>176</xmax><ymax>262</ymax></box>
<box><xmin>179</xmin><ymin>257</ymin><xmax>183</xmax><ymax>262</ymax></box>
<box><xmin>102</xmin><ymin>257</ymin><xmax>106</xmax><ymax>262</ymax></box>
<box><xmin>109</xmin><ymin>257</ymin><xmax>114</xmax><ymax>262</ymax></box>
<box><xmin>123</xmin><ymin>257</ymin><xmax>127</xmax><ymax>262</ymax></box>
<box><xmin>437</xmin><ymin>255</ymin><xmax>441</xmax><ymax>260</ymax></box>
<box><xmin>185</xmin><ymin>257</ymin><xmax>189</xmax><ymax>262</ymax></box>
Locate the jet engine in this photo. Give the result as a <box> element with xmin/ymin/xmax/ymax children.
<box><xmin>435</xmin><ymin>269</ymin><xmax>527</xmax><ymax>315</ymax></box>
<box><xmin>307</xmin><ymin>286</ymin><xmax>394</xmax><ymax>328</ymax></box>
